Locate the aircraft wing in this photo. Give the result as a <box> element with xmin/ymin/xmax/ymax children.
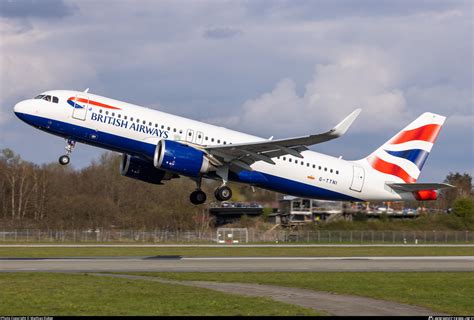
<box><xmin>387</xmin><ymin>183</ymin><xmax>455</xmax><ymax>192</ymax></box>
<box><xmin>204</xmin><ymin>109</ymin><xmax>361</xmax><ymax>169</ymax></box>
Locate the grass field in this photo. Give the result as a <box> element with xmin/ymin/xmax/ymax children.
<box><xmin>0</xmin><ymin>273</ymin><xmax>319</xmax><ymax>316</ymax></box>
<box><xmin>128</xmin><ymin>271</ymin><xmax>474</xmax><ymax>315</ymax></box>
<box><xmin>0</xmin><ymin>245</ymin><xmax>472</xmax><ymax>257</ymax></box>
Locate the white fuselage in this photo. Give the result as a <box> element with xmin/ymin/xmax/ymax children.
<box><xmin>13</xmin><ymin>90</ymin><xmax>415</xmax><ymax>202</ymax></box>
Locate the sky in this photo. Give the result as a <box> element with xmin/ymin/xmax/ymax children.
<box><xmin>0</xmin><ymin>0</ymin><xmax>472</xmax><ymax>182</ymax></box>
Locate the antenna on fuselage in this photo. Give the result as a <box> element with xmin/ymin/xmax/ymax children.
<box><xmin>83</xmin><ymin>88</ymin><xmax>90</xmax><ymax>93</ymax></box>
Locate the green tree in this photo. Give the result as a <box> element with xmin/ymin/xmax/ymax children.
<box><xmin>442</xmin><ymin>172</ymin><xmax>473</xmax><ymax>208</ymax></box>
<box><xmin>452</xmin><ymin>198</ymin><xmax>474</xmax><ymax>227</ymax></box>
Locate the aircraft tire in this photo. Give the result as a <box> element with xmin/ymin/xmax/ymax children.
<box><xmin>190</xmin><ymin>190</ymin><xmax>207</xmax><ymax>205</ymax></box>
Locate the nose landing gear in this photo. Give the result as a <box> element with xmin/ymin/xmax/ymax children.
<box><xmin>58</xmin><ymin>139</ymin><xmax>76</xmax><ymax>166</ymax></box>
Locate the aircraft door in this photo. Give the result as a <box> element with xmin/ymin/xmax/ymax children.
<box><xmin>72</xmin><ymin>94</ymin><xmax>89</xmax><ymax>121</ymax></box>
<box><xmin>350</xmin><ymin>166</ymin><xmax>365</xmax><ymax>192</ymax></box>
<box><xmin>195</xmin><ymin>131</ymin><xmax>204</xmax><ymax>145</ymax></box>
<box><xmin>186</xmin><ymin>129</ymin><xmax>194</xmax><ymax>143</ymax></box>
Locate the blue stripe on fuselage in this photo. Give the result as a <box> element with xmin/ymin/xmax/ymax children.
<box><xmin>15</xmin><ymin>112</ymin><xmax>362</xmax><ymax>201</ymax></box>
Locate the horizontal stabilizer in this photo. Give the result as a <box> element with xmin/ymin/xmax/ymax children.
<box><xmin>387</xmin><ymin>183</ymin><xmax>454</xmax><ymax>192</ymax></box>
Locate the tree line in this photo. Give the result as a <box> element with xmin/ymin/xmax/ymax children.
<box><xmin>0</xmin><ymin>148</ymin><xmax>472</xmax><ymax>230</ymax></box>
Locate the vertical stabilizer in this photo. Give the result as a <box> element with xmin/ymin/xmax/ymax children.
<box><xmin>364</xmin><ymin>112</ymin><xmax>446</xmax><ymax>183</ymax></box>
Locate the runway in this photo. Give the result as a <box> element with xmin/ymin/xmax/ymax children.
<box><xmin>1</xmin><ymin>256</ymin><xmax>473</xmax><ymax>272</ymax></box>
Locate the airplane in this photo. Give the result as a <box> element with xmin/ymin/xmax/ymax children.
<box><xmin>13</xmin><ymin>89</ymin><xmax>453</xmax><ymax>205</ymax></box>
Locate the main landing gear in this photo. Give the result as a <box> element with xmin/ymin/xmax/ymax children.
<box><xmin>190</xmin><ymin>189</ymin><xmax>207</xmax><ymax>205</ymax></box>
<box><xmin>188</xmin><ymin>179</ymin><xmax>233</xmax><ymax>205</ymax></box>
<box><xmin>58</xmin><ymin>139</ymin><xmax>76</xmax><ymax>166</ymax></box>
<box><xmin>214</xmin><ymin>185</ymin><xmax>232</xmax><ymax>202</ymax></box>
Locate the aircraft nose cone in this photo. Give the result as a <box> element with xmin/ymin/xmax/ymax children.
<box><xmin>13</xmin><ymin>100</ymin><xmax>26</xmax><ymax>114</ymax></box>
<box><xmin>13</xmin><ymin>100</ymin><xmax>33</xmax><ymax>123</ymax></box>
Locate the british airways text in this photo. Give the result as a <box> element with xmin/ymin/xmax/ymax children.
<box><xmin>90</xmin><ymin>112</ymin><xmax>169</xmax><ymax>138</ymax></box>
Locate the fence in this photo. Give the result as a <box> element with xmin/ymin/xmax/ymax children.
<box><xmin>0</xmin><ymin>229</ymin><xmax>473</xmax><ymax>244</ymax></box>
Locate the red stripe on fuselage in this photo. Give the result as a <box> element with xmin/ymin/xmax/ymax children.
<box><xmin>68</xmin><ymin>97</ymin><xmax>121</xmax><ymax>110</ymax></box>
<box><xmin>367</xmin><ymin>155</ymin><xmax>416</xmax><ymax>183</ymax></box>
<box><xmin>390</xmin><ymin>124</ymin><xmax>441</xmax><ymax>144</ymax></box>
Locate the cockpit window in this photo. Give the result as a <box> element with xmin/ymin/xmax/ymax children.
<box><xmin>34</xmin><ymin>95</ymin><xmax>59</xmax><ymax>103</ymax></box>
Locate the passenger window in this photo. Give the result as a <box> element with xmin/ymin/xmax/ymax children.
<box><xmin>307</xmin><ymin>163</ymin><xmax>310</xmax><ymax>167</ymax></box>
<box><xmin>118</xmin><ymin>114</ymin><xmax>121</xmax><ymax>118</ymax></box>
<box><xmin>179</xmin><ymin>130</ymin><xmax>183</xmax><ymax>134</ymax></box>
<box><xmin>143</xmin><ymin>120</ymin><xmax>146</xmax><ymax>125</ymax></box>
<box><xmin>173</xmin><ymin>128</ymin><xmax>177</xmax><ymax>132</ymax></box>
<box><xmin>124</xmin><ymin>116</ymin><xmax>127</xmax><ymax>120</ymax></box>
<box><xmin>155</xmin><ymin>123</ymin><xmax>158</xmax><ymax>128</ymax></box>
<box><xmin>161</xmin><ymin>125</ymin><xmax>164</xmax><ymax>129</ymax></box>
<box><xmin>149</xmin><ymin>122</ymin><xmax>152</xmax><ymax>126</ymax></box>
<box><xmin>312</xmin><ymin>164</ymin><xmax>315</xmax><ymax>169</ymax></box>
<box><xmin>112</xmin><ymin>113</ymin><xmax>115</xmax><ymax>117</ymax></box>
<box><xmin>52</xmin><ymin>96</ymin><xmax>59</xmax><ymax>103</ymax></box>
<box><xmin>136</xmin><ymin>119</ymin><xmax>140</xmax><ymax>123</ymax></box>
<box><xmin>99</xmin><ymin>109</ymin><xmax>103</xmax><ymax>114</ymax></box>
<box><xmin>167</xmin><ymin>127</ymin><xmax>170</xmax><ymax>130</ymax></box>
<box><xmin>106</xmin><ymin>111</ymin><xmax>109</xmax><ymax>115</ymax></box>
<box><xmin>289</xmin><ymin>158</ymin><xmax>292</xmax><ymax>163</ymax></box>
<box><xmin>211</xmin><ymin>138</ymin><xmax>215</xmax><ymax>142</ymax></box>
<box><xmin>336</xmin><ymin>170</ymin><xmax>339</xmax><ymax>175</ymax></box>
<box><xmin>283</xmin><ymin>157</ymin><xmax>286</xmax><ymax>161</ymax></box>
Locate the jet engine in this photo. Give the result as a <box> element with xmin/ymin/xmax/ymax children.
<box><xmin>121</xmin><ymin>154</ymin><xmax>173</xmax><ymax>184</ymax></box>
<box><xmin>154</xmin><ymin>140</ymin><xmax>211</xmax><ymax>177</ymax></box>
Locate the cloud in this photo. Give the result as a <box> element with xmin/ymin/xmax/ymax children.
<box><xmin>204</xmin><ymin>26</ymin><xmax>242</xmax><ymax>39</ymax></box>
<box><xmin>0</xmin><ymin>0</ymin><xmax>471</xmax><ymax>181</ymax></box>
<box><xmin>0</xmin><ymin>0</ymin><xmax>75</xmax><ymax>19</ymax></box>
<box><xmin>219</xmin><ymin>48</ymin><xmax>408</xmax><ymax>136</ymax></box>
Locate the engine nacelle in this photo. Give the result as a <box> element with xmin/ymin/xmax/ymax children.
<box><xmin>413</xmin><ymin>190</ymin><xmax>438</xmax><ymax>201</ymax></box>
<box><xmin>154</xmin><ymin>140</ymin><xmax>210</xmax><ymax>177</ymax></box>
<box><xmin>121</xmin><ymin>154</ymin><xmax>172</xmax><ymax>184</ymax></box>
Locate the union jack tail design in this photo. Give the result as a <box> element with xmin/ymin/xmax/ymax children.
<box><xmin>365</xmin><ymin>112</ymin><xmax>446</xmax><ymax>183</ymax></box>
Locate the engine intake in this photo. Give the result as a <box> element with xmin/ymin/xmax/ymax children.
<box><xmin>154</xmin><ymin>140</ymin><xmax>210</xmax><ymax>177</ymax></box>
<box><xmin>121</xmin><ymin>154</ymin><xmax>172</xmax><ymax>184</ymax></box>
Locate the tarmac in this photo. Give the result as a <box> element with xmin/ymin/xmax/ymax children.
<box><xmin>1</xmin><ymin>255</ymin><xmax>473</xmax><ymax>272</ymax></box>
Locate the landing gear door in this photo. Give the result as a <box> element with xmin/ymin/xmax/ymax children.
<box><xmin>72</xmin><ymin>94</ymin><xmax>89</xmax><ymax>121</ymax></box>
<box><xmin>350</xmin><ymin>166</ymin><xmax>365</xmax><ymax>192</ymax></box>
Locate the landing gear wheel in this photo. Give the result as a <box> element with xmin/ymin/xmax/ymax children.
<box><xmin>59</xmin><ymin>155</ymin><xmax>70</xmax><ymax>166</ymax></box>
<box><xmin>214</xmin><ymin>186</ymin><xmax>232</xmax><ymax>201</ymax></box>
<box><xmin>190</xmin><ymin>190</ymin><xmax>207</xmax><ymax>205</ymax></box>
